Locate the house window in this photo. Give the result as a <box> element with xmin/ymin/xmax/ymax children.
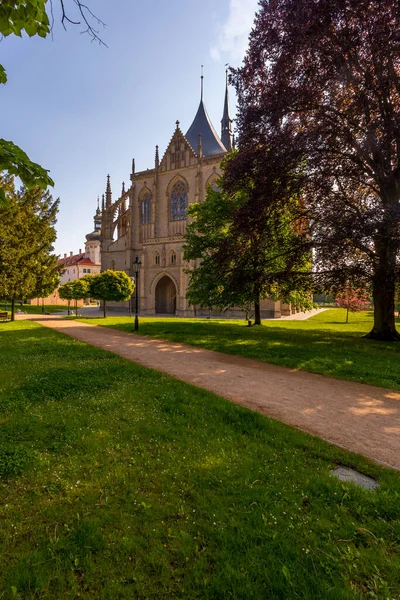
<box><xmin>83</xmin><ymin>269</ymin><xmax>87</xmax><ymax>273</ymax></box>
<box><xmin>154</xmin><ymin>252</ymin><xmax>160</xmax><ymax>266</ymax></box>
<box><xmin>170</xmin><ymin>181</ymin><xmax>187</xmax><ymax>221</ymax></box>
<box><xmin>141</xmin><ymin>193</ymin><xmax>151</xmax><ymax>224</ymax></box>
<box><xmin>170</xmin><ymin>251</ymin><xmax>176</xmax><ymax>265</ymax></box>
<box><xmin>87</xmin><ymin>269</ymin><xmax>91</xmax><ymax>273</ymax></box>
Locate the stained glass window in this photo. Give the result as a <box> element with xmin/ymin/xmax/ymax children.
<box><xmin>170</xmin><ymin>181</ymin><xmax>187</xmax><ymax>221</ymax></box>
<box><xmin>141</xmin><ymin>194</ymin><xmax>151</xmax><ymax>224</ymax></box>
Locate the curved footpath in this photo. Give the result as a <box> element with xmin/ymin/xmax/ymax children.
<box><xmin>22</xmin><ymin>314</ymin><xmax>400</xmax><ymax>470</ymax></box>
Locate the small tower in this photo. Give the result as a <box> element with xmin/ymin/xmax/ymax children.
<box><xmin>85</xmin><ymin>198</ymin><xmax>102</xmax><ymax>265</ymax></box>
<box><xmin>221</xmin><ymin>69</ymin><xmax>233</xmax><ymax>152</ymax></box>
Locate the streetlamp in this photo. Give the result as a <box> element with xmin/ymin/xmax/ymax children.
<box><xmin>132</xmin><ymin>256</ymin><xmax>141</xmax><ymax>331</ymax></box>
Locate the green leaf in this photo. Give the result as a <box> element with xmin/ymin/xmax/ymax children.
<box><xmin>0</xmin><ymin>139</ymin><xmax>53</xmax><ymax>189</ymax></box>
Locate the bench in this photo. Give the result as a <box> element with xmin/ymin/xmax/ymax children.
<box><xmin>0</xmin><ymin>311</ymin><xmax>8</xmax><ymax>321</ymax></box>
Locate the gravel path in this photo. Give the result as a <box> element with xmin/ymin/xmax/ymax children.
<box><xmin>23</xmin><ymin>314</ymin><xmax>400</xmax><ymax>470</ymax></box>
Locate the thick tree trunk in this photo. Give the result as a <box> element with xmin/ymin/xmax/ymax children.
<box><xmin>254</xmin><ymin>298</ymin><xmax>262</xmax><ymax>326</ymax></box>
<box><xmin>11</xmin><ymin>298</ymin><xmax>15</xmax><ymax>322</ymax></box>
<box><xmin>103</xmin><ymin>301</ymin><xmax>106</xmax><ymax>319</ymax></box>
<box><xmin>365</xmin><ymin>270</ymin><xmax>400</xmax><ymax>341</ymax></box>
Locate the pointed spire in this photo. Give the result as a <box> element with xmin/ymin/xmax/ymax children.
<box><xmin>102</xmin><ymin>193</ymin><xmax>105</xmax><ymax>212</ymax></box>
<box><xmin>132</xmin><ymin>158</ymin><xmax>135</xmax><ymax>174</ymax></box>
<box><xmin>197</xmin><ymin>133</ymin><xmax>203</xmax><ymax>159</ymax></box>
<box><xmin>120</xmin><ymin>182</ymin><xmax>126</xmax><ymax>213</ymax></box>
<box><xmin>201</xmin><ymin>65</ymin><xmax>204</xmax><ymax>101</ymax></box>
<box><xmin>176</xmin><ymin>120</ymin><xmax>180</xmax><ymax>130</ymax></box>
<box><xmin>155</xmin><ymin>145</ymin><xmax>159</xmax><ymax>169</ymax></box>
<box><xmin>97</xmin><ymin>195</ymin><xmax>100</xmax><ymax>210</ymax></box>
<box><xmin>106</xmin><ymin>174</ymin><xmax>112</xmax><ymax>208</ymax></box>
<box><xmin>221</xmin><ymin>68</ymin><xmax>233</xmax><ymax>152</ymax></box>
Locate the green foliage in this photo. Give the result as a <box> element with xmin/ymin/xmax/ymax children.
<box><xmin>0</xmin><ymin>0</ymin><xmax>50</xmax><ymax>39</ymax></box>
<box><xmin>184</xmin><ymin>160</ymin><xmax>312</xmax><ymax>322</ymax></box>
<box><xmin>0</xmin><ymin>175</ymin><xmax>60</xmax><ymax>319</ymax></box>
<box><xmin>59</xmin><ymin>278</ymin><xmax>90</xmax><ymax>302</ymax></box>
<box><xmin>89</xmin><ymin>270</ymin><xmax>134</xmax><ymax>303</ymax></box>
<box><xmin>1</xmin><ymin>319</ymin><xmax>400</xmax><ymax>598</ymax></box>
<box><xmin>0</xmin><ymin>140</ymin><xmax>54</xmax><ymax>196</ymax></box>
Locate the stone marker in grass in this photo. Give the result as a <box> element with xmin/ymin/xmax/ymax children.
<box><xmin>331</xmin><ymin>466</ymin><xmax>378</xmax><ymax>490</ymax></box>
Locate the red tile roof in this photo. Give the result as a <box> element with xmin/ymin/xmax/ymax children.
<box><xmin>58</xmin><ymin>253</ymin><xmax>99</xmax><ymax>268</ymax></box>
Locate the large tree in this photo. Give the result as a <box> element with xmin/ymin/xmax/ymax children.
<box><xmin>0</xmin><ymin>175</ymin><xmax>60</xmax><ymax>320</ymax></box>
<box><xmin>232</xmin><ymin>0</ymin><xmax>400</xmax><ymax>340</ymax></box>
<box><xmin>184</xmin><ymin>153</ymin><xmax>312</xmax><ymax>325</ymax></box>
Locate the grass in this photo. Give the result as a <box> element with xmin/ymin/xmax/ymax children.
<box><xmin>0</xmin><ymin>320</ymin><xmax>400</xmax><ymax>599</ymax></box>
<box><xmin>0</xmin><ymin>303</ymin><xmax>66</xmax><ymax>315</ymax></box>
<box><xmin>75</xmin><ymin>309</ymin><xmax>400</xmax><ymax>390</ymax></box>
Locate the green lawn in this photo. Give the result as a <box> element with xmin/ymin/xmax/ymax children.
<box><xmin>0</xmin><ymin>320</ymin><xmax>400</xmax><ymax>599</ymax></box>
<box><xmin>76</xmin><ymin>309</ymin><xmax>400</xmax><ymax>390</ymax></box>
<box><xmin>0</xmin><ymin>303</ymin><xmax>66</xmax><ymax>315</ymax></box>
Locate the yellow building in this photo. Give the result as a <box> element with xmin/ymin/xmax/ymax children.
<box><xmin>100</xmin><ymin>78</ymin><xmax>290</xmax><ymax>318</ymax></box>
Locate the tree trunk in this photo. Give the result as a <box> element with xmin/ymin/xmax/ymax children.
<box><xmin>75</xmin><ymin>299</ymin><xmax>78</xmax><ymax>317</ymax></box>
<box><xmin>11</xmin><ymin>298</ymin><xmax>15</xmax><ymax>322</ymax></box>
<box><xmin>346</xmin><ymin>306</ymin><xmax>349</xmax><ymax>324</ymax></box>
<box><xmin>103</xmin><ymin>301</ymin><xmax>106</xmax><ymax>319</ymax></box>
<box><xmin>254</xmin><ymin>298</ymin><xmax>262</xmax><ymax>325</ymax></box>
<box><xmin>365</xmin><ymin>268</ymin><xmax>400</xmax><ymax>341</ymax></box>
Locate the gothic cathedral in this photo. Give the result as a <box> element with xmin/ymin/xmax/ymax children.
<box><xmin>100</xmin><ymin>77</ymin><xmax>288</xmax><ymax>318</ymax></box>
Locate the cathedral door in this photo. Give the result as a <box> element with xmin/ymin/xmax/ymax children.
<box><xmin>155</xmin><ymin>276</ymin><xmax>177</xmax><ymax>314</ymax></box>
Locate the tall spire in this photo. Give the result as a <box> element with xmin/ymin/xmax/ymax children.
<box><xmin>155</xmin><ymin>145</ymin><xmax>159</xmax><ymax>169</ymax></box>
<box><xmin>221</xmin><ymin>68</ymin><xmax>233</xmax><ymax>152</ymax></box>
<box><xmin>201</xmin><ymin>65</ymin><xmax>204</xmax><ymax>101</ymax></box>
<box><xmin>106</xmin><ymin>174</ymin><xmax>112</xmax><ymax>208</ymax></box>
<box><xmin>101</xmin><ymin>193</ymin><xmax>105</xmax><ymax>212</ymax></box>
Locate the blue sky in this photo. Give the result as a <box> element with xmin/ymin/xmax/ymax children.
<box><xmin>1</xmin><ymin>0</ymin><xmax>258</xmax><ymax>255</ymax></box>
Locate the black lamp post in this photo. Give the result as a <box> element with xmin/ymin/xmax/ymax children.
<box><xmin>132</xmin><ymin>256</ymin><xmax>141</xmax><ymax>331</ymax></box>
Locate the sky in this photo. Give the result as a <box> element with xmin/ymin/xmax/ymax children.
<box><xmin>1</xmin><ymin>0</ymin><xmax>258</xmax><ymax>256</ymax></box>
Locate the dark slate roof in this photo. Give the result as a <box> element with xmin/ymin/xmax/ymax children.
<box><xmin>185</xmin><ymin>100</ymin><xmax>227</xmax><ymax>157</ymax></box>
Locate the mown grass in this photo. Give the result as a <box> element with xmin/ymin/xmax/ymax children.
<box><xmin>0</xmin><ymin>320</ymin><xmax>400</xmax><ymax>599</ymax></box>
<box><xmin>76</xmin><ymin>309</ymin><xmax>400</xmax><ymax>390</ymax></box>
<box><xmin>0</xmin><ymin>303</ymin><xmax>66</xmax><ymax>316</ymax></box>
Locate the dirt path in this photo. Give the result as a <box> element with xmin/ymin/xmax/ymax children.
<box><xmin>24</xmin><ymin>315</ymin><xmax>400</xmax><ymax>470</ymax></box>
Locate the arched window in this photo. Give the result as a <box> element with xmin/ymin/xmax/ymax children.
<box><xmin>170</xmin><ymin>181</ymin><xmax>187</xmax><ymax>221</ymax></box>
<box><xmin>141</xmin><ymin>192</ymin><xmax>151</xmax><ymax>224</ymax></box>
<box><xmin>154</xmin><ymin>252</ymin><xmax>160</xmax><ymax>266</ymax></box>
<box><xmin>170</xmin><ymin>250</ymin><xmax>176</xmax><ymax>265</ymax></box>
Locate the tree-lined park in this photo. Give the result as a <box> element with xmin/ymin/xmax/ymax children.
<box><xmin>1</xmin><ymin>1</ymin><xmax>400</xmax><ymax>598</ymax></box>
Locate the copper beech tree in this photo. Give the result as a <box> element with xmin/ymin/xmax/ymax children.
<box><xmin>231</xmin><ymin>0</ymin><xmax>400</xmax><ymax>340</ymax></box>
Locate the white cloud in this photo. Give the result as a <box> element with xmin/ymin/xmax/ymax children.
<box><xmin>210</xmin><ymin>0</ymin><xmax>259</xmax><ymax>63</ymax></box>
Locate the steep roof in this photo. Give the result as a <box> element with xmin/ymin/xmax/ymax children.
<box><xmin>185</xmin><ymin>99</ymin><xmax>227</xmax><ymax>157</ymax></box>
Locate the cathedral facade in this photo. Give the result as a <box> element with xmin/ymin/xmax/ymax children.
<box><xmin>100</xmin><ymin>79</ymin><xmax>289</xmax><ymax>318</ymax></box>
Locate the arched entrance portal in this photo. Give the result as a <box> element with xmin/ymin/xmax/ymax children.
<box><xmin>155</xmin><ymin>276</ymin><xmax>177</xmax><ymax>314</ymax></box>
